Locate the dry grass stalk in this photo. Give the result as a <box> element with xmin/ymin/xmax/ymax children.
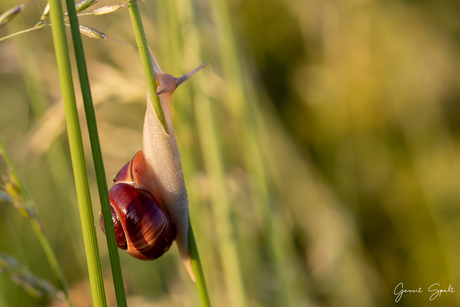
<box><xmin>0</xmin><ymin>4</ymin><xmax>24</xmax><ymax>26</ymax></box>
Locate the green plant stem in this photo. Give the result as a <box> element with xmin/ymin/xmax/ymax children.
<box><xmin>48</xmin><ymin>1</ymin><xmax>107</xmax><ymax>306</ymax></box>
<box><xmin>209</xmin><ymin>0</ymin><xmax>292</xmax><ymax>305</ymax></box>
<box><xmin>64</xmin><ymin>1</ymin><xmax>128</xmax><ymax>306</ymax></box>
<box><xmin>127</xmin><ymin>0</ymin><xmax>168</xmax><ymax>133</ymax></box>
<box><xmin>1</xmin><ymin>0</ymin><xmax>87</xmax><ymax>275</ymax></box>
<box><xmin>126</xmin><ymin>3</ymin><xmax>211</xmax><ymax>305</ymax></box>
<box><xmin>189</xmin><ymin>223</ymin><xmax>211</xmax><ymax>307</ymax></box>
<box><xmin>195</xmin><ymin>95</ymin><xmax>248</xmax><ymax>307</ymax></box>
<box><xmin>0</xmin><ymin>24</ymin><xmax>47</xmax><ymax>42</ymax></box>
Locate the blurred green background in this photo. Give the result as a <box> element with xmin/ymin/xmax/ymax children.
<box><xmin>1</xmin><ymin>0</ymin><xmax>460</xmax><ymax>306</ymax></box>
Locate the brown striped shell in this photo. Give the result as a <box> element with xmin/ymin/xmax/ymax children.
<box><xmin>99</xmin><ymin>151</ymin><xmax>176</xmax><ymax>260</ymax></box>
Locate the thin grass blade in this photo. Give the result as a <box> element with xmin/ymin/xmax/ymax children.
<box><xmin>64</xmin><ymin>0</ymin><xmax>128</xmax><ymax>304</ymax></box>
<box><xmin>48</xmin><ymin>0</ymin><xmax>107</xmax><ymax>305</ymax></box>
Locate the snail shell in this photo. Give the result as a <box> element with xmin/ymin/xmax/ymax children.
<box><xmin>99</xmin><ymin>151</ymin><xmax>176</xmax><ymax>260</ymax></box>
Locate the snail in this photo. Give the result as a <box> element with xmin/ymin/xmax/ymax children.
<box><xmin>99</xmin><ymin>48</ymin><xmax>206</xmax><ymax>281</ymax></box>
<box><xmin>99</xmin><ymin>150</ymin><xmax>177</xmax><ymax>260</ymax></box>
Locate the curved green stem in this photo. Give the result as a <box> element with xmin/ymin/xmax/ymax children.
<box><xmin>0</xmin><ymin>24</ymin><xmax>47</xmax><ymax>42</ymax></box>
<box><xmin>127</xmin><ymin>0</ymin><xmax>168</xmax><ymax>133</ymax></box>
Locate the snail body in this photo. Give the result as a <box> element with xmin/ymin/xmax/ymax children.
<box><xmin>100</xmin><ymin>49</ymin><xmax>206</xmax><ymax>281</ymax></box>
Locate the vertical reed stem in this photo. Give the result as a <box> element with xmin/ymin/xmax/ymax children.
<box><xmin>126</xmin><ymin>3</ymin><xmax>211</xmax><ymax>305</ymax></box>
<box><xmin>64</xmin><ymin>1</ymin><xmax>128</xmax><ymax>306</ymax></box>
<box><xmin>209</xmin><ymin>0</ymin><xmax>292</xmax><ymax>304</ymax></box>
<box><xmin>194</xmin><ymin>95</ymin><xmax>248</xmax><ymax>307</ymax></box>
<box><xmin>48</xmin><ymin>1</ymin><xmax>107</xmax><ymax>306</ymax></box>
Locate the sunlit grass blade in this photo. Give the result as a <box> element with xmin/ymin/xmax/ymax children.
<box><xmin>2</xmin><ymin>0</ymin><xmax>87</xmax><ymax>277</ymax></box>
<box><xmin>208</xmin><ymin>0</ymin><xmax>293</xmax><ymax>304</ymax></box>
<box><xmin>64</xmin><ymin>0</ymin><xmax>128</xmax><ymax>305</ymax></box>
<box><xmin>48</xmin><ymin>0</ymin><xmax>107</xmax><ymax>305</ymax></box>
<box><xmin>194</xmin><ymin>93</ymin><xmax>248</xmax><ymax>307</ymax></box>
